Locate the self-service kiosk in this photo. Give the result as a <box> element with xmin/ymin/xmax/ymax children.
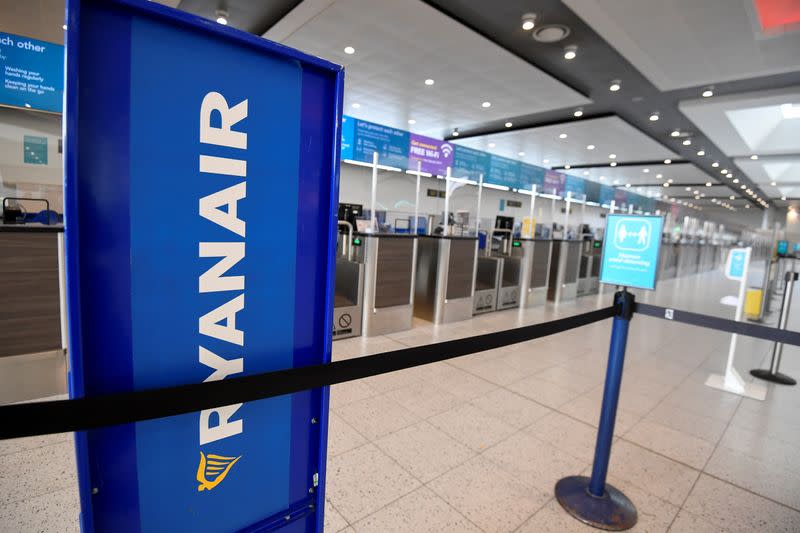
<box><xmin>547</xmin><ymin>240</ymin><xmax>582</xmax><ymax>304</ymax></box>
<box><xmin>333</xmin><ymin>219</ymin><xmax>364</xmax><ymax>340</ymax></box>
<box><xmin>415</xmin><ymin>236</ymin><xmax>478</xmax><ymax>324</ymax></box>
<box><xmin>576</xmin><ymin>239</ymin><xmax>602</xmax><ymax>296</ymax></box>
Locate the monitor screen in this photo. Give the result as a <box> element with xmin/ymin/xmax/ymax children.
<box><xmin>778</xmin><ymin>240</ymin><xmax>789</xmax><ymax>256</ymax></box>
<box><xmin>0</xmin><ymin>32</ymin><xmax>64</xmax><ymax>113</ymax></box>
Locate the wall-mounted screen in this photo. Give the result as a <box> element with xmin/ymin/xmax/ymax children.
<box><xmin>0</xmin><ymin>32</ymin><xmax>64</xmax><ymax>113</ymax></box>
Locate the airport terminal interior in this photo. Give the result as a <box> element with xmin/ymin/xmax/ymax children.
<box><xmin>1</xmin><ymin>0</ymin><xmax>800</xmax><ymax>532</ymax></box>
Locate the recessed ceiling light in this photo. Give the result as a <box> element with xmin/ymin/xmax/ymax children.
<box><xmin>668</xmin><ymin>179</ymin><xmax>674</xmax><ymax>183</ymax></box>
<box><xmin>62</xmin><ymin>24</ymin><xmax>67</xmax><ymax>30</ymax></box>
<box><xmin>782</xmin><ymin>195</ymin><xmax>787</xmax><ymax>200</ymax></box>
<box><xmin>24</xmin><ymin>103</ymin><xmax>31</xmax><ymax>108</ymax></box>
<box><xmin>705</xmin><ymin>182</ymin><xmax>712</xmax><ymax>187</ymax></box>
<box><xmin>750</xmin><ymin>155</ymin><xmax>758</xmax><ymax>160</ymax></box>
<box><xmin>670</xmin><ymin>130</ymin><xmax>680</xmax><ymax>137</ymax></box>
<box><xmin>745</xmin><ymin>204</ymin><xmax>750</xmax><ymax>208</ymax></box>
<box><xmin>543</xmin><ymin>159</ymin><xmax>550</xmax><ymax>164</ymax></box>
<box><xmin>613</xmin><ymin>179</ymin><xmax>620</xmax><ymax>185</ymax></box>
<box><xmin>564</xmin><ymin>45</ymin><xmax>577</xmax><ymax>60</ymax></box>
<box><xmin>649</xmin><ymin>112</ymin><xmax>659</xmax><ymax>121</ymax></box>
<box><xmin>610</xmin><ymin>161</ymin><xmax>617</xmax><ymax>167</ymax></box>
<box><xmin>664</xmin><ymin>159</ymin><xmax>672</xmax><ymax>164</ymax></box>
<box><xmin>733</xmin><ymin>178</ymin><xmax>739</xmax><ymax>183</ymax></box>
<box><xmin>583</xmin><ymin>171</ymin><xmax>589</xmax><ymax>175</ymax></box>
<box><xmin>740</xmin><ymin>184</ymin><xmax>746</xmax><ymax>189</ymax></box>
<box><xmin>656</xmin><ymin>173</ymin><xmax>663</xmax><ymax>178</ymax></box>
<box><xmin>518</xmin><ymin>151</ymin><xmax>525</xmax><ymax>156</ymax></box>
<box><xmin>573</xmin><ymin>109</ymin><xmax>584</xmax><ymax>118</ymax></box>
<box><xmin>425</xmin><ymin>79</ymin><xmax>435</xmax><ymax>86</ymax></box>
<box><xmin>685</xmin><ymin>187</ymin><xmax>691</xmax><ymax>191</ymax></box>
<box><xmin>488</xmin><ymin>142</ymin><xmax>496</xmax><ymax>148</ymax></box>
<box><xmin>559</xmin><ymin>133</ymin><xmax>568</xmax><ymax>139</ymax></box>
<box><xmin>697</xmin><ymin>150</ymin><xmax>705</xmax><ymax>156</ymax></box>
<box><xmin>408</xmin><ymin>119</ymin><xmax>416</xmax><ymax>125</ymax></box>
<box><xmin>344</xmin><ymin>46</ymin><xmax>355</xmax><ymax>55</ymax></box>
<box><xmin>702</xmin><ymin>88</ymin><xmax>713</xmax><ymax>98</ymax></box>
<box><xmin>663</xmin><ymin>183</ymin><xmax>670</xmax><ymax>187</ymax></box>
<box><xmin>625</xmin><ymin>183</ymin><xmax>631</xmax><ymax>188</ymax></box>
<box><xmin>452</xmin><ymin>129</ymin><xmax>459</xmax><ymax>137</ymax></box>
<box><xmin>215</xmin><ymin>9</ymin><xmax>229</xmax><ymax>24</ymax></box>
<box><xmin>586</xmin><ymin>144</ymin><xmax>595</xmax><ymax>150</ymax></box>
<box><xmin>643</xmin><ymin>168</ymin><xmax>650</xmax><ymax>173</ymax></box>
<box><xmin>609</xmin><ymin>80</ymin><xmax>621</xmax><ymax>92</ymax></box>
<box><xmin>351</xmin><ymin>103</ymin><xmax>360</xmax><ymax>109</ymax></box>
<box><xmin>730</xmin><ymin>195</ymin><xmax>735</xmax><ymax>200</ymax></box>
<box><xmin>521</xmin><ymin>13</ymin><xmax>537</xmax><ymax>30</ymax></box>
<box><xmin>712</xmin><ymin>162</ymin><xmax>719</xmax><ymax>167</ymax></box>
<box><xmin>481</xmin><ymin>101</ymin><xmax>492</xmax><ymax>108</ymax></box>
<box><xmin>505</xmin><ymin>122</ymin><xmax>513</xmax><ymax>128</ymax></box>
<box><xmin>682</xmin><ymin>139</ymin><xmax>692</xmax><ymax>146</ymax></box>
<box><xmin>608</xmin><ymin>153</ymin><xmax>617</xmax><ymax>159</ymax></box>
<box><xmin>721</xmin><ymin>169</ymin><xmax>728</xmax><ymax>174</ymax></box>
<box><xmin>599</xmin><ymin>176</ymin><xmax>605</xmax><ymax>180</ymax></box>
<box><xmin>564</xmin><ymin>164</ymin><xmax>571</xmax><ymax>169</ymax></box>
<box><xmin>771</xmin><ymin>181</ymin><xmax>776</xmax><ymax>186</ymax></box>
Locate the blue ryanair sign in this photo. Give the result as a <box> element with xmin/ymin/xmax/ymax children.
<box><xmin>599</xmin><ymin>214</ymin><xmax>664</xmax><ymax>290</ymax></box>
<box><xmin>64</xmin><ymin>1</ymin><xmax>342</xmax><ymax>531</ymax></box>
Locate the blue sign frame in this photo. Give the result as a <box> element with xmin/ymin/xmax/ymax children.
<box><xmin>64</xmin><ymin>1</ymin><xmax>342</xmax><ymax>531</ymax></box>
<box><xmin>599</xmin><ymin>214</ymin><xmax>664</xmax><ymax>291</ymax></box>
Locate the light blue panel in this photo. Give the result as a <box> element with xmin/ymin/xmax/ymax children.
<box><xmin>727</xmin><ymin>249</ymin><xmax>747</xmax><ymax>279</ymax></box>
<box><xmin>599</xmin><ymin>214</ymin><xmax>664</xmax><ymax>291</ymax></box>
<box><xmin>0</xmin><ymin>31</ymin><xmax>64</xmax><ymax>112</ymax></box>
<box><xmin>341</xmin><ymin>115</ymin><xmax>355</xmax><ymax>160</ymax></box>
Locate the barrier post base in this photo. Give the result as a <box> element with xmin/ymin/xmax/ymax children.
<box><xmin>705</xmin><ymin>370</ymin><xmax>767</xmax><ymax>400</ymax></box>
<box><xmin>555</xmin><ymin>476</ymin><xmax>637</xmax><ymax>531</ymax></box>
<box><xmin>750</xmin><ymin>368</ymin><xmax>797</xmax><ymax>386</ymax></box>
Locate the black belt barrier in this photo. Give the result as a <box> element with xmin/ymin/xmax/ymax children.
<box><xmin>0</xmin><ymin>305</ymin><xmax>617</xmax><ymax>440</ymax></box>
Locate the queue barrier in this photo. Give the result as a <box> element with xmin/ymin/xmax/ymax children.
<box><xmin>2</xmin><ymin>292</ymin><xmax>800</xmax><ymax>531</ymax></box>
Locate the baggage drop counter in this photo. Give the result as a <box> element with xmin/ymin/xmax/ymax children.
<box><xmin>577</xmin><ymin>239</ymin><xmax>601</xmax><ymax>297</ymax></box>
<box><xmin>415</xmin><ymin>235</ymin><xmax>478</xmax><ymax>324</ymax></box>
<box><xmin>333</xmin><ymin>222</ymin><xmax>364</xmax><ymax>340</ymax></box>
<box><xmin>494</xmin><ymin>229</ymin><xmax>522</xmax><ymax>310</ymax></box>
<box><xmin>548</xmin><ymin>240</ymin><xmax>582</xmax><ymax>304</ymax></box>
<box><xmin>359</xmin><ymin>234</ymin><xmax>417</xmax><ymax>336</ymax></box>
<box><xmin>519</xmin><ymin>239</ymin><xmax>552</xmax><ymax>308</ymax></box>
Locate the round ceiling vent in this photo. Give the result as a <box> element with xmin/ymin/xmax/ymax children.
<box><xmin>532</xmin><ymin>24</ymin><xmax>570</xmax><ymax>43</ymax></box>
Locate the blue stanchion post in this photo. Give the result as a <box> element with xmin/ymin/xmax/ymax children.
<box><xmin>555</xmin><ymin>290</ymin><xmax>637</xmax><ymax>531</ymax></box>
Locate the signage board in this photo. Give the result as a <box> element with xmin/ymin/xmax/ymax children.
<box><xmin>599</xmin><ymin>214</ymin><xmax>664</xmax><ymax>290</ymax></box>
<box><xmin>340</xmin><ymin>115</ymin><xmax>355</xmax><ymax>161</ymax></box>
<box><xmin>65</xmin><ymin>1</ymin><xmax>342</xmax><ymax>531</ymax></box>
<box><xmin>408</xmin><ymin>133</ymin><xmax>453</xmax><ymax>176</ymax></box>
<box><xmin>519</xmin><ymin>162</ymin><xmax>545</xmax><ymax>190</ymax></box>
<box><xmin>777</xmin><ymin>239</ymin><xmax>789</xmax><ymax>256</ymax></box>
<box><xmin>488</xmin><ymin>154</ymin><xmax>521</xmax><ymax>189</ymax></box>
<box><xmin>543</xmin><ymin>170</ymin><xmax>565</xmax><ymax>196</ymax></box>
<box><xmin>725</xmin><ymin>248</ymin><xmax>750</xmax><ymax>281</ymax></box>
<box><xmin>452</xmin><ymin>144</ymin><xmax>489</xmax><ymax>180</ymax></box>
<box><xmin>352</xmin><ymin>118</ymin><xmax>409</xmax><ymax>169</ymax></box>
<box><xmin>0</xmin><ymin>31</ymin><xmax>64</xmax><ymax>113</ymax></box>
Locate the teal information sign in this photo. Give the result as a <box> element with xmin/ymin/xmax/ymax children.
<box><xmin>777</xmin><ymin>240</ymin><xmax>789</xmax><ymax>256</ymax></box>
<box><xmin>23</xmin><ymin>135</ymin><xmax>47</xmax><ymax>164</ymax></box>
<box><xmin>599</xmin><ymin>214</ymin><xmax>664</xmax><ymax>290</ymax></box>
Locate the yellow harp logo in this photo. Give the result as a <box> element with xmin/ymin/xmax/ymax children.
<box><xmin>196</xmin><ymin>452</ymin><xmax>241</xmax><ymax>491</ymax></box>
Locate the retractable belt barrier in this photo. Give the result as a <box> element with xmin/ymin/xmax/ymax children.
<box><xmin>0</xmin><ymin>306</ymin><xmax>617</xmax><ymax>441</ymax></box>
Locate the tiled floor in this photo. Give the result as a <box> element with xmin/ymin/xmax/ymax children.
<box><xmin>3</xmin><ymin>268</ymin><xmax>800</xmax><ymax>532</ymax></box>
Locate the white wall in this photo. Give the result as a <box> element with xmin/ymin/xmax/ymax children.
<box><xmin>338</xmin><ymin>163</ymin><xmax>608</xmax><ymax>235</ymax></box>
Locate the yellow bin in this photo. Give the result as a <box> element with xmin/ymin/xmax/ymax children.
<box><xmin>745</xmin><ymin>288</ymin><xmax>762</xmax><ymax>319</ymax></box>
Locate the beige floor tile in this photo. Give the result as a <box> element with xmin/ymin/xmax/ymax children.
<box><xmin>458</xmin><ymin>357</ymin><xmax>533</xmax><ymax>386</ymax></box>
<box><xmin>0</xmin><ymin>486</ymin><xmax>79</xmax><ymax>533</ymax></box>
<box><xmin>384</xmin><ymin>380</ymin><xmax>461</xmax><ymax>419</ymax></box>
<box><xmin>336</xmin><ymin>394</ymin><xmax>420</xmax><ymax>441</ymax></box>
<box><xmin>483</xmin><ymin>431</ymin><xmax>587</xmax><ymax>494</ymax></box>
<box><xmin>525</xmin><ymin>411</ymin><xmax>600</xmax><ymax>463</ymax></box>
<box><xmin>668</xmin><ymin>509</ymin><xmax>727</xmax><ymax>532</ymax></box>
<box><xmin>624</xmin><ymin>419</ymin><xmax>716</xmax><ymax>470</ymax></box>
<box><xmin>718</xmin><ymin>424</ymin><xmax>800</xmax><ymax>475</ymax></box>
<box><xmin>353</xmin><ymin>486</ymin><xmax>480</xmax><ymax>533</ymax></box>
<box><xmin>607</xmin><ymin>440</ymin><xmax>699</xmax><ymax>506</ymax></box>
<box><xmin>428</xmin><ymin>403</ymin><xmax>517</xmax><ymax>452</ymax></box>
<box><xmin>704</xmin><ymin>446</ymin><xmax>800</xmax><ymax>511</ymax></box>
<box><xmin>534</xmin><ymin>365</ymin><xmax>603</xmax><ymax>393</ymax></box>
<box><xmin>683</xmin><ymin>474</ymin><xmax>800</xmax><ymax>533</ymax></box>
<box><xmin>428</xmin><ymin>456</ymin><xmax>550</xmax><ymax>533</ymax></box>
<box><xmin>327</xmin><ymin>411</ymin><xmax>368</xmax><ymax>457</ymax></box>
<box><xmin>645</xmin><ymin>402</ymin><xmax>728</xmax><ymax>444</ymax></box>
<box><xmin>325</xmin><ymin>444</ymin><xmax>420</xmax><ymax>523</ymax></box>
<box><xmin>421</xmin><ymin>365</ymin><xmax>497</xmax><ymax>401</ymax></box>
<box><xmin>0</xmin><ymin>432</ymin><xmax>71</xmax><ymax>458</ymax></box>
<box><xmin>558</xmin><ymin>392</ymin><xmax>641</xmax><ymax>436</ymax></box>
<box><xmin>329</xmin><ymin>380</ymin><xmax>379</xmax><ymax>410</ymax></box>
<box><xmin>0</xmin><ymin>441</ymin><xmax>76</xmax><ymax>506</ymax></box>
<box><xmin>469</xmin><ymin>388</ymin><xmax>552</xmax><ymax>429</ymax></box>
<box><xmin>508</xmin><ymin>376</ymin><xmax>583</xmax><ymax>409</ymax></box>
<box><xmin>324</xmin><ymin>498</ymin><xmax>350</xmax><ymax>532</ymax></box>
<box><xmin>373</xmin><ymin>421</ymin><xmax>474</xmax><ymax>483</ymax></box>
<box><xmin>361</xmin><ymin>367</ymin><xmax>424</xmax><ymax>394</ymax></box>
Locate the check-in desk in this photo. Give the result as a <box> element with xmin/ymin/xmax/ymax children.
<box><xmin>518</xmin><ymin>238</ymin><xmax>551</xmax><ymax>308</ymax></box>
<box><xmin>495</xmin><ymin>231</ymin><xmax>522</xmax><ymax>310</ymax></box>
<box><xmin>576</xmin><ymin>240</ymin><xmax>601</xmax><ymax>297</ymax></box>
<box><xmin>473</xmin><ymin>255</ymin><xmax>501</xmax><ymax>314</ymax></box>
<box><xmin>333</xmin><ymin>224</ymin><xmax>364</xmax><ymax>340</ymax></box>
<box><xmin>415</xmin><ymin>235</ymin><xmax>478</xmax><ymax>324</ymax></box>
<box><xmin>358</xmin><ymin>233</ymin><xmax>417</xmax><ymax>336</ymax></box>
<box><xmin>547</xmin><ymin>239</ymin><xmax>582</xmax><ymax>304</ymax></box>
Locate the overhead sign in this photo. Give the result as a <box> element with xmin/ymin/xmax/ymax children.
<box><xmin>452</xmin><ymin>144</ymin><xmax>489</xmax><ymax>180</ymax></box>
<box><xmin>599</xmin><ymin>214</ymin><xmax>664</xmax><ymax>290</ymax></box>
<box><xmin>408</xmin><ymin>133</ymin><xmax>453</xmax><ymax>176</ymax></box>
<box><xmin>543</xmin><ymin>170</ymin><xmax>565</xmax><ymax>196</ymax></box>
<box><xmin>0</xmin><ymin>31</ymin><xmax>64</xmax><ymax>113</ymax></box>
<box><xmin>65</xmin><ymin>1</ymin><xmax>342</xmax><ymax>531</ymax></box>
<box><xmin>777</xmin><ymin>240</ymin><xmax>789</xmax><ymax>256</ymax></box>
<box><xmin>725</xmin><ymin>248</ymin><xmax>750</xmax><ymax>281</ymax></box>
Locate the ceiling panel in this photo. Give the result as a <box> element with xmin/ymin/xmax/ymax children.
<box><xmin>453</xmin><ymin>116</ymin><xmax>676</xmax><ymax>168</ymax></box>
<box><xmin>562</xmin><ymin>0</ymin><xmax>800</xmax><ymax>91</ymax></box>
<box><xmin>570</xmin><ymin>163</ymin><xmax>717</xmax><ymax>187</ymax></box>
<box><xmin>272</xmin><ymin>0</ymin><xmax>590</xmax><ymax>137</ymax></box>
<box><xmin>736</xmin><ymin>156</ymin><xmax>800</xmax><ymax>198</ymax></box>
<box><xmin>679</xmin><ymin>86</ymin><xmax>800</xmax><ymax>157</ymax></box>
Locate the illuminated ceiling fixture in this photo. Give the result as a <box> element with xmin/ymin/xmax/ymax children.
<box><xmin>543</xmin><ymin>159</ymin><xmax>550</xmax><ymax>164</ymax></box>
<box><xmin>625</xmin><ymin>183</ymin><xmax>631</xmax><ymax>188</ymax></box>
<box><xmin>583</xmin><ymin>171</ymin><xmax>589</xmax><ymax>175</ymax></box>
<box><xmin>668</xmin><ymin>178</ymin><xmax>674</xmax><ymax>183</ymax></box>
<box><xmin>782</xmin><ymin>195</ymin><xmax>787</xmax><ymax>200</ymax></box>
<box><xmin>610</xmin><ymin>161</ymin><xmax>617</xmax><ymax>167</ymax></box>
<box><xmin>705</xmin><ymin>182</ymin><xmax>712</xmax><ymax>187</ymax></box>
<box><xmin>682</xmin><ymin>138</ymin><xmax>692</xmax><ymax>146</ymax></box>
<box><xmin>215</xmin><ymin>9</ymin><xmax>229</xmax><ymax>25</ymax></box>
<box><xmin>518</xmin><ymin>151</ymin><xmax>525</xmax><ymax>156</ymax></box>
<box><xmin>663</xmin><ymin>182</ymin><xmax>669</xmax><ymax>187</ymax></box>
<box><xmin>564</xmin><ymin>45</ymin><xmax>578</xmax><ymax>60</ymax></box>
<box><xmin>733</xmin><ymin>178</ymin><xmax>739</xmax><ymax>183</ymax></box>
<box><xmin>740</xmin><ymin>184</ymin><xmax>747</xmax><ymax>189</ymax></box>
<box><xmin>697</xmin><ymin>150</ymin><xmax>705</xmax><ymax>156</ymax></box>
<box><xmin>564</xmin><ymin>164</ymin><xmax>571</xmax><ymax>169</ymax></box>
<box><xmin>771</xmin><ymin>181</ymin><xmax>776</xmax><ymax>186</ymax></box>
<box><xmin>609</xmin><ymin>80</ymin><xmax>621</xmax><ymax>92</ymax></box>
<box><xmin>730</xmin><ymin>195</ymin><xmax>735</xmax><ymax>200</ymax></box>
<box><xmin>424</xmin><ymin>79</ymin><xmax>436</xmax><ymax>87</ymax></box>
<box><xmin>649</xmin><ymin>112</ymin><xmax>659</xmax><ymax>121</ymax></box>
<box><xmin>62</xmin><ymin>24</ymin><xmax>67</xmax><ymax>30</ymax></box>
<box><xmin>481</xmin><ymin>101</ymin><xmax>491</xmax><ymax>108</ymax></box>
<box><xmin>608</xmin><ymin>153</ymin><xmax>616</xmax><ymax>159</ymax></box>
<box><xmin>488</xmin><ymin>142</ymin><xmax>496</xmax><ymax>148</ymax></box>
<box><xmin>664</xmin><ymin>159</ymin><xmax>672</xmax><ymax>164</ymax></box>
<box><xmin>408</xmin><ymin>119</ymin><xmax>416</xmax><ymax>125</ymax></box>
<box><xmin>750</xmin><ymin>154</ymin><xmax>758</xmax><ymax>160</ymax></box>
<box><xmin>721</xmin><ymin>169</ymin><xmax>728</xmax><ymax>174</ymax></box>
<box><xmin>573</xmin><ymin>108</ymin><xmax>584</xmax><ymax>117</ymax></box>
<box><xmin>344</xmin><ymin>46</ymin><xmax>355</xmax><ymax>55</ymax></box>
<box><xmin>712</xmin><ymin>162</ymin><xmax>719</xmax><ymax>167</ymax></box>
<box><xmin>599</xmin><ymin>175</ymin><xmax>605</xmax><ymax>180</ymax></box>
<box><xmin>745</xmin><ymin>205</ymin><xmax>750</xmax><ymax>209</ymax></box>
<box><xmin>656</xmin><ymin>174</ymin><xmax>663</xmax><ymax>178</ymax></box>
<box><xmin>643</xmin><ymin>168</ymin><xmax>650</xmax><ymax>173</ymax></box>
<box><xmin>521</xmin><ymin>12</ymin><xmax>537</xmax><ymax>31</ymax></box>
<box><xmin>702</xmin><ymin>87</ymin><xmax>714</xmax><ymax>98</ymax></box>
<box><xmin>505</xmin><ymin>122</ymin><xmax>513</xmax><ymax>128</ymax></box>
<box><xmin>670</xmin><ymin>130</ymin><xmax>680</xmax><ymax>137</ymax></box>
<box><xmin>586</xmin><ymin>144</ymin><xmax>596</xmax><ymax>150</ymax></box>
<box><xmin>781</xmin><ymin>103</ymin><xmax>800</xmax><ymax>119</ymax></box>
<box><xmin>351</xmin><ymin>103</ymin><xmax>360</xmax><ymax>109</ymax></box>
<box><xmin>559</xmin><ymin>133</ymin><xmax>568</xmax><ymax>139</ymax></box>
<box><xmin>452</xmin><ymin>128</ymin><xmax>459</xmax><ymax>137</ymax></box>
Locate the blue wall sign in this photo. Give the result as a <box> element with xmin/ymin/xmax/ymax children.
<box><xmin>351</xmin><ymin>117</ymin><xmax>409</xmax><ymax>169</ymax></box>
<box><xmin>599</xmin><ymin>214</ymin><xmax>664</xmax><ymax>290</ymax></box>
<box><xmin>65</xmin><ymin>1</ymin><xmax>342</xmax><ymax>531</ymax></box>
<box><xmin>452</xmin><ymin>144</ymin><xmax>490</xmax><ymax>180</ymax></box>
<box><xmin>0</xmin><ymin>31</ymin><xmax>64</xmax><ymax>113</ymax></box>
<box><xmin>777</xmin><ymin>240</ymin><xmax>789</xmax><ymax>256</ymax></box>
<box><xmin>725</xmin><ymin>248</ymin><xmax>749</xmax><ymax>281</ymax></box>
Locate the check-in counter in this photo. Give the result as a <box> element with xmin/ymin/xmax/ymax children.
<box><xmin>497</xmin><ymin>237</ymin><xmax>522</xmax><ymax>310</ymax></box>
<box><xmin>519</xmin><ymin>239</ymin><xmax>552</xmax><ymax>308</ymax></box>
<box><xmin>473</xmin><ymin>255</ymin><xmax>501</xmax><ymax>314</ymax></box>
<box><xmin>357</xmin><ymin>233</ymin><xmax>417</xmax><ymax>336</ymax></box>
<box><xmin>547</xmin><ymin>239</ymin><xmax>582</xmax><ymax>304</ymax></box>
<box><xmin>577</xmin><ymin>239</ymin><xmax>601</xmax><ymax>297</ymax></box>
<box><xmin>333</xmin><ymin>224</ymin><xmax>364</xmax><ymax>340</ymax></box>
<box><xmin>415</xmin><ymin>235</ymin><xmax>478</xmax><ymax>324</ymax></box>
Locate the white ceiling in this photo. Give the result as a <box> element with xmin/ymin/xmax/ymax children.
<box><xmin>453</xmin><ymin>116</ymin><xmax>677</xmax><ymax>168</ymax></box>
<box><xmin>562</xmin><ymin>0</ymin><xmax>800</xmax><ymax>91</ymax></box>
<box><xmin>572</xmin><ymin>162</ymin><xmax>719</xmax><ymax>187</ymax></box>
<box><xmin>269</xmin><ymin>0</ymin><xmax>590</xmax><ymax>137</ymax></box>
<box><xmin>736</xmin><ymin>156</ymin><xmax>800</xmax><ymax>198</ymax></box>
<box><xmin>679</xmin><ymin>86</ymin><xmax>800</xmax><ymax>157</ymax></box>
